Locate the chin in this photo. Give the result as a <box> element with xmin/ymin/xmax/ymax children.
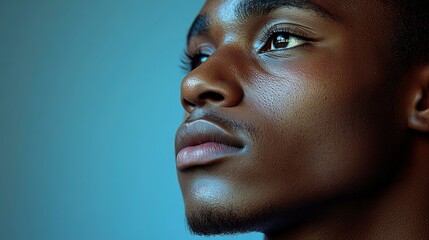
<box><xmin>186</xmin><ymin>203</ymin><xmax>264</xmax><ymax>235</ymax></box>
<box><xmin>180</xmin><ymin>173</ymin><xmax>318</xmax><ymax>236</ymax></box>
<box><xmin>184</xmin><ymin>198</ymin><xmax>313</xmax><ymax>236</ymax></box>
<box><xmin>180</xmin><ymin>176</ymin><xmax>269</xmax><ymax>235</ymax></box>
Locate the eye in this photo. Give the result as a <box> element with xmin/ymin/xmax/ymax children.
<box><xmin>181</xmin><ymin>50</ymin><xmax>211</xmax><ymax>73</ymax></box>
<box><xmin>260</xmin><ymin>32</ymin><xmax>307</xmax><ymax>53</ymax></box>
<box><xmin>190</xmin><ymin>53</ymin><xmax>209</xmax><ymax>70</ymax></box>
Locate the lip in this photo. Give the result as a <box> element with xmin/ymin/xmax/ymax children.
<box><xmin>175</xmin><ymin>119</ymin><xmax>244</xmax><ymax>170</ymax></box>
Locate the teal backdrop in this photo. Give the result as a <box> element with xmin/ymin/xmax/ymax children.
<box><xmin>0</xmin><ymin>0</ymin><xmax>262</xmax><ymax>240</ymax></box>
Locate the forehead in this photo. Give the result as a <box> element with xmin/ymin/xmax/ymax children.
<box><xmin>188</xmin><ymin>0</ymin><xmax>396</xmax><ymax>44</ymax></box>
<box><xmin>201</xmin><ymin>0</ymin><xmax>336</xmax><ymax>22</ymax></box>
<box><xmin>198</xmin><ymin>0</ymin><xmax>394</xmax><ymax>24</ymax></box>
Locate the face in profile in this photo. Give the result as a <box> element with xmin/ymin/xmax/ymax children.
<box><xmin>175</xmin><ymin>0</ymin><xmax>429</xmax><ymax>237</ymax></box>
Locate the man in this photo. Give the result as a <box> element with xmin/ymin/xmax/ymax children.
<box><xmin>175</xmin><ymin>0</ymin><xmax>429</xmax><ymax>239</ymax></box>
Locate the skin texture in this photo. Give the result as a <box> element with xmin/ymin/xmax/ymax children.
<box><xmin>175</xmin><ymin>0</ymin><xmax>429</xmax><ymax>239</ymax></box>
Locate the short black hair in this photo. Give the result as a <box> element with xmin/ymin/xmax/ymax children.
<box><xmin>389</xmin><ymin>0</ymin><xmax>428</xmax><ymax>67</ymax></box>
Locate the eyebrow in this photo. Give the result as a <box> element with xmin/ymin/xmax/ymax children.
<box><xmin>187</xmin><ymin>15</ymin><xmax>210</xmax><ymax>45</ymax></box>
<box><xmin>236</xmin><ymin>0</ymin><xmax>337</xmax><ymax>21</ymax></box>
<box><xmin>186</xmin><ymin>0</ymin><xmax>336</xmax><ymax>44</ymax></box>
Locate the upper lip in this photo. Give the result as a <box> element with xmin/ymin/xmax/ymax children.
<box><xmin>175</xmin><ymin>119</ymin><xmax>244</xmax><ymax>155</ymax></box>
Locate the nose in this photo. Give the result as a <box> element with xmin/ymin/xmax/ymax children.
<box><xmin>180</xmin><ymin>51</ymin><xmax>244</xmax><ymax>113</ymax></box>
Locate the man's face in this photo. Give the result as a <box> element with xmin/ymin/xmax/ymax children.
<box><xmin>175</xmin><ymin>0</ymin><xmax>407</xmax><ymax>235</ymax></box>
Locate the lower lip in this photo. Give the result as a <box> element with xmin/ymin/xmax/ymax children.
<box><xmin>176</xmin><ymin>142</ymin><xmax>241</xmax><ymax>170</ymax></box>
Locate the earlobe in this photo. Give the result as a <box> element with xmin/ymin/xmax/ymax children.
<box><xmin>408</xmin><ymin>65</ymin><xmax>429</xmax><ymax>133</ymax></box>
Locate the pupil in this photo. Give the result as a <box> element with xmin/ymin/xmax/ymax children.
<box><xmin>192</xmin><ymin>54</ymin><xmax>209</xmax><ymax>69</ymax></box>
<box><xmin>200</xmin><ymin>56</ymin><xmax>208</xmax><ymax>63</ymax></box>
<box><xmin>274</xmin><ymin>33</ymin><xmax>289</xmax><ymax>48</ymax></box>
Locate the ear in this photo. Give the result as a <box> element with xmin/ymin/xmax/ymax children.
<box><xmin>408</xmin><ymin>64</ymin><xmax>429</xmax><ymax>133</ymax></box>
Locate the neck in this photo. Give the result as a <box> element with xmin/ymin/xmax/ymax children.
<box><xmin>265</xmin><ymin>137</ymin><xmax>429</xmax><ymax>240</ymax></box>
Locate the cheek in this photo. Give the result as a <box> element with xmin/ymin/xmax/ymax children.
<box><xmin>245</xmin><ymin>54</ymin><xmax>397</xmax><ymax>199</ymax></box>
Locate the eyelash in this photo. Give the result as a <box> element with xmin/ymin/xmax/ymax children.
<box><xmin>259</xmin><ymin>25</ymin><xmax>314</xmax><ymax>53</ymax></box>
<box><xmin>180</xmin><ymin>49</ymin><xmax>208</xmax><ymax>73</ymax></box>
<box><xmin>180</xmin><ymin>25</ymin><xmax>314</xmax><ymax>73</ymax></box>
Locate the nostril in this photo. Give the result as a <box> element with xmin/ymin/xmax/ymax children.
<box><xmin>200</xmin><ymin>92</ymin><xmax>225</xmax><ymax>102</ymax></box>
<box><xmin>184</xmin><ymin>99</ymin><xmax>196</xmax><ymax>107</ymax></box>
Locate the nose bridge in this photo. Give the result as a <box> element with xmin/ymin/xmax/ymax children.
<box><xmin>180</xmin><ymin>46</ymin><xmax>245</xmax><ymax>112</ymax></box>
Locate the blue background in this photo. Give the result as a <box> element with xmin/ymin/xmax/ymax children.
<box><xmin>0</xmin><ymin>1</ymin><xmax>262</xmax><ymax>239</ymax></box>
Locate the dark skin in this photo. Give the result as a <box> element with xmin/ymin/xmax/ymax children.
<box><xmin>175</xmin><ymin>0</ymin><xmax>429</xmax><ymax>239</ymax></box>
